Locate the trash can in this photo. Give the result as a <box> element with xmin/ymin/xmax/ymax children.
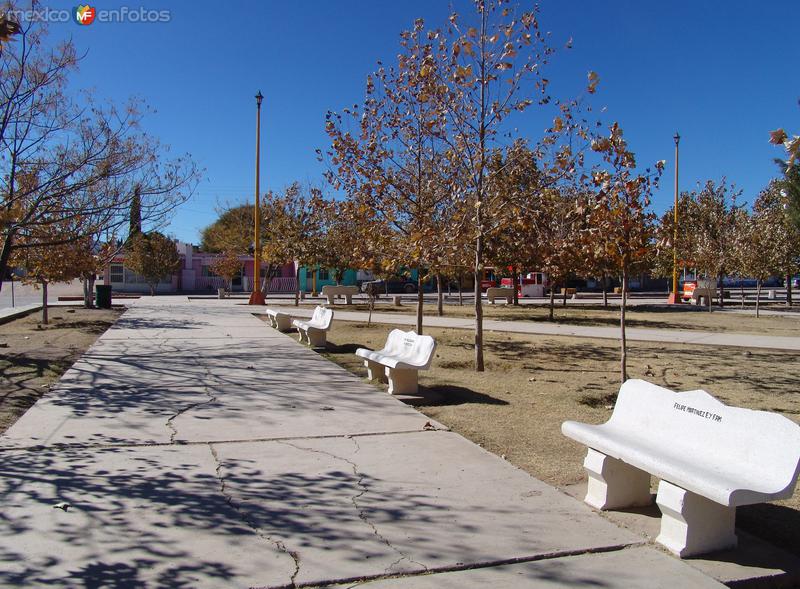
<box><xmin>95</xmin><ymin>284</ymin><xmax>112</xmax><ymax>309</ymax></box>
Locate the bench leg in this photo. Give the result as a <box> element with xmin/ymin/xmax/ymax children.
<box><xmin>306</xmin><ymin>328</ymin><xmax>327</xmax><ymax>348</ymax></box>
<box><xmin>297</xmin><ymin>329</ymin><xmax>308</xmax><ymax>345</ymax></box>
<box><xmin>386</xmin><ymin>367</ymin><xmax>418</xmax><ymax>395</ymax></box>
<box><xmin>583</xmin><ymin>448</ymin><xmax>652</xmax><ymax>510</ymax></box>
<box><xmin>655</xmin><ymin>480</ymin><xmax>737</xmax><ymax>557</ymax></box>
<box><xmin>364</xmin><ymin>360</ymin><xmax>387</xmax><ymax>382</ymax></box>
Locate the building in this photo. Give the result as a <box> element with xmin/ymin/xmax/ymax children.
<box><xmin>104</xmin><ymin>241</ymin><xmax>297</xmax><ymax>294</ymax></box>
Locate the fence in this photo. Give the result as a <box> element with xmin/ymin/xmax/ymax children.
<box><xmin>268</xmin><ymin>277</ymin><xmax>297</xmax><ymax>293</ymax></box>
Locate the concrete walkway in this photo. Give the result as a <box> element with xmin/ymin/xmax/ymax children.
<box><xmin>268</xmin><ymin>305</ymin><xmax>800</xmax><ymax>351</ymax></box>
<box><xmin>0</xmin><ymin>298</ymin><xmax>727</xmax><ymax>587</ymax></box>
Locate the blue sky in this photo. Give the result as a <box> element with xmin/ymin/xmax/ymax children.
<box><xmin>54</xmin><ymin>0</ymin><xmax>800</xmax><ymax>243</ymax></box>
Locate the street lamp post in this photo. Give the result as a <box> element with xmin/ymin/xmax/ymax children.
<box><xmin>668</xmin><ymin>132</ymin><xmax>681</xmax><ymax>304</ymax></box>
<box><xmin>249</xmin><ymin>90</ymin><xmax>266</xmax><ymax>305</ymax></box>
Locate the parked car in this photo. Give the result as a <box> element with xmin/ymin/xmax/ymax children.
<box><xmin>361</xmin><ymin>278</ymin><xmax>429</xmax><ymax>294</ymax></box>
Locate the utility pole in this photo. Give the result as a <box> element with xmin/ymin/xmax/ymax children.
<box><xmin>249</xmin><ymin>90</ymin><xmax>266</xmax><ymax>305</ymax></box>
<box><xmin>668</xmin><ymin>132</ymin><xmax>681</xmax><ymax>304</ymax></box>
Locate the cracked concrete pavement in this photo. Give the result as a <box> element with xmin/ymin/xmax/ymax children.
<box><xmin>0</xmin><ymin>297</ymin><xmax>725</xmax><ymax>588</ymax></box>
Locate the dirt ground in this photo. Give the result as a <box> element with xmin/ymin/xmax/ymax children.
<box><xmin>318</xmin><ymin>320</ymin><xmax>800</xmax><ymax>555</ymax></box>
<box><xmin>0</xmin><ymin>306</ymin><xmax>122</xmax><ymax>434</ymax></box>
<box><xmin>288</xmin><ymin>299</ymin><xmax>800</xmax><ymax>337</ymax></box>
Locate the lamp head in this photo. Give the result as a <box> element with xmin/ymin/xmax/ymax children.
<box><xmin>674</xmin><ymin>132</ymin><xmax>680</xmax><ymax>145</ymax></box>
<box><xmin>255</xmin><ymin>91</ymin><xmax>263</xmax><ymax>106</ymax></box>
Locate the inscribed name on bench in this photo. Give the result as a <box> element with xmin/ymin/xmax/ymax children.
<box><xmin>673</xmin><ymin>402</ymin><xmax>723</xmax><ymax>423</ymax></box>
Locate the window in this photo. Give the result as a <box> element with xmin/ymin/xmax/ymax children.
<box><xmin>318</xmin><ymin>268</ymin><xmax>329</xmax><ymax>281</ymax></box>
<box><xmin>110</xmin><ymin>263</ymin><xmax>124</xmax><ymax>283</ymax></box>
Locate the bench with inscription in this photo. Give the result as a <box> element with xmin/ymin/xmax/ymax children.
<box><xmin>321</xmin><ymin>285</ymin><xmax>359</xmax><ymax>305</ymax></box>
<box><xmin>562</xmin><ymin>379</ymin><xmax>800</xmax><ymax>557</ymax></box>
<box><xmin>264</xmin><ymin>308</ymin><xmax>293</xmax><ymax>332</ymax></box>
<box><xmin>486</xmin><ymin>287</ymin><xmax>513</xmax><ymax>304</ymax></box>
<box><xmin>355</xmin><ymin>329</ymin><xmax>436</xmax><ymax>395</ymax></box>
<box><xmin>292</xmin><ymin>306</ymin><xmax>333</xmax><ymax>347</ymax></box>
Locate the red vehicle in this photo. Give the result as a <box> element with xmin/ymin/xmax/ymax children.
<box><xmin>500</xmin><ymin>272</ymin><xmax>548</xmax><ymax>297</ymax></box>
<box><xmin>681</xmin><ymin>280</ymin><xmax>697</xmax><ymax>302</ymax></box>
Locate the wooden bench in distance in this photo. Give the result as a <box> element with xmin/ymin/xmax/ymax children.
<box><xmin>355</xmin><ymin>329</ymin><xmax>436</xmax><ymax>395</ymax></box>
<box><xmin>486</xmin><ymin>287</ymin><xmax>513</xmax><ymax>304</ymax></box>
<box><xmin>264</xmin><ymin>308</ymin><xmax>293</xmax><ymax>332</ymax></box>
<box><xmin>292</xmin><ymin>306</ymin><xmax>333</xmax><ymax>347</ymax></box>
<box><xmin>562</xmin><ymin>379</ymin><xmax>800</xmax><ymax>557</ymax></box>
<box><xmin>321</xmin><ymin>285</ymin><xmax>359</xmax><ymax>305</ymax></box>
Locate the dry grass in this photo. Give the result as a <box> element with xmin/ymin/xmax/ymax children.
<box><xmin>320</xmin><ymin>320</ymin><xmax>800</xmax><ymax>554</ymax></box>
<box><xmin>0</xmin><ymin>306</ymin><xmax>122</xmax><ymax>433</ymax></box>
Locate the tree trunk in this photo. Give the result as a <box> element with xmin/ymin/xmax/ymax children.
<box><xmin>458</xmin><ymin>272</ymin><xmax>463</xmax><ymax>306</ymax></box>
<box><xmin>756</xmin><ymin>279</ymin><xmax>762</xmax><ymax>318</ymax></box>
<box><xmin>447</xmin><ymin>277</ymin><xmax>452</xmax><ymax>297</ymax></box>
<box><xmin>602</xmin><ymin>273</ymin><xmax>608</xmax><ymax>308</ymax></box>
<box><xmin>512</xmin><ymin>265</ymin><xmax>519</xmax><ymax>306</ymax></box>
<box><xmin>0</xmin><ymin>231</ymin><xmax>16</xmax><ymax>294</ymax></box>
<box><xmin>717</xmin><ymin>273</ymin><xmax>725</xmax><ymax>309</ymax></box>
<box><xmin>42</xmin><ymin>282</ymin><xmax>49</xmax><ymax>325</ymax></box>
<box><xmin>295</xmin><ymin>265</ymin><xmax>301</xmax><ymax>307</ymax></box>
<box><xmin>620</xmin><ymin>268</ymin><xmax>628</xmax><ymax>383</ymax></box>
<box><xmin>740</xmin><ymin>284</ymin><xmax>745</xmax><ymax>308</ymax></box>
<box><xmin>416</xmin><ymin>268</ymin><xmax>424</xmax><ymax>335</ymax></box>
<box><xmin>263</xmin><ymin>265</ymin><xmax>271</xmax><ymax>301</ymax></box>
<box><xmin>562</xmin><ymin>285</ymin><xmax>567</xmax><ymax>307</ymax></box>
<box><xmin>150</xmin><ymin>283</ymin><xmax>155</xmax><ymax>296</ymax></box>
<box><xmin>474</xmin><ymin>265</ymin><xmax>484</xmax><ymax>372</ymax></box>
<box><xmin>436</xmin><ymin>273</ymin><xmax>443</xmax><ymax>316</ymax></box>
<box><xmin>786</xmin><ymin>274</ymin><xmax>792</xmax><ymax>307</ymax></box>
<box><xmin>548</xmin><ymin>285</ymin><xmax>555</xmax><ymax>321</ymax></box>
<box><xmin>83</xmin><ymin>277</ymin><xmax>95</xmax><ymax>309</ymax></box>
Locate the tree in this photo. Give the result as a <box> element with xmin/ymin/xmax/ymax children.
<box><xmin>431</xmin><ymin>1</ymin><xmax>591</xmax><ymax>369</ymax></box>
<box><xmin>484</xmin><ymin>142</ymin><xmax>543</xmax><ymax>307</ymax></box>
<box><xmin>683</xmin><ymin>180</ymin><xmax>742</xmax><ymax>309</ymax></box>
<box><xmin>737</xmin><ymin>207</ymin><xmax>775</xmax><ymax>319</ymax></box>
<box><xmin>538</xmin><ymin>186</ymin><xmax>582</xmax><ymax>319</ymax></box>
<box><xmin>261</xmin><ymin>183</ymin><xmax>324</xmax><ymax>306</ymax></box>
<box><xmin>770</xmin><ymin>122</ymin><xmax>800</xmax><ymax>170</ymax></box>
<box><xmin>314</xmin><ymin>198</ymin><xmax>362</xmax><ymax>286</ymax></box>
<box><xmin>11</xmin><ymin>220</ymin><xmax>95</xmax><ymax>324</ymax></box>
<box><xmin>323</xmin><ymin>18</ymin><xmax>454</xmax><ymax>334</ymax></box>
<box><xmin>0</xmin><ymin>13</ymin><xmax>198</xmax><ymax>290</ymax></box>
<box><xmin>589</xmin><ymin>123</ymin><xmax>663</xmax><ymax>383</ymax></box>
<box><xmin>124</xmin><ymin>232</ymin><xmax>181</xmax><ymax>296</ymax></box>
<box><xmin>208</xmin><ymin>250</ymin><xmax>242</xmax><ymax>292</ymax></box>
<box><xmin>748</xmin><ymin>181</ymin><xmax>800</xmax><ymax>312</ymax></box>
<box><xmin>129</xmin><ymin>185</ymin><xmax>143</xmax><ymax>240</ymax></box>
<box><xmin>200</xmin><ymin>204</ymin><xmax>258</xmax><ymax>254</ymax></box>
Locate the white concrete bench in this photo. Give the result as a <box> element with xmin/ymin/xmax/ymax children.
<box><xmin>562</xmin><ymin>379</ymin><xmax>800</xmax><ymax>557</ymax></box>
<box><xmin>486</xmin><ymin>287</ymin><xmax>513</xmax><ymax>304</ymax></box>
<box><xmin>264</xmin><ymin>308</ymin><xmax>293</xmax><ymax>332</ymax></box>
<box><xmin>691</xmin><ymin>287</ymin><xmax>717</xmax><ymax>306</ymax></box>
<box><xmin>321</xmin><ymin>285</ymin><xmax>359</xmax><ymax>305</ymax></box>
<box><xmin>355</xmin><ymin>329</ymin><xmax>436</xmax><ymax>395</ymax></box>
<box><xmin>292</xmin><ymin>306</ymin><xmax>333</xmax><ymax>347</ymax></box>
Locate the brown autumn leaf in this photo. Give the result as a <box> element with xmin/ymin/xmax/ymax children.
<box><xmin>769</xmin><ymin>128</ymin><xmax>788</xmax><ymax>145</ymax></box>
<box><xmin>587</xmin><ymin>70</ymin><xmax>600</xmax><ymax>94</ymax></box>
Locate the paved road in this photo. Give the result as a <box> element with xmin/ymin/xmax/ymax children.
<box><xmin>0</xmin><ymin>279</ymin><xmax>85</xmax><ymax>310</ymax></box>
<box><xmin>0</xmin><ymin>297</ymin><xmax>724</xmax><ymax>588</ymax></box>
